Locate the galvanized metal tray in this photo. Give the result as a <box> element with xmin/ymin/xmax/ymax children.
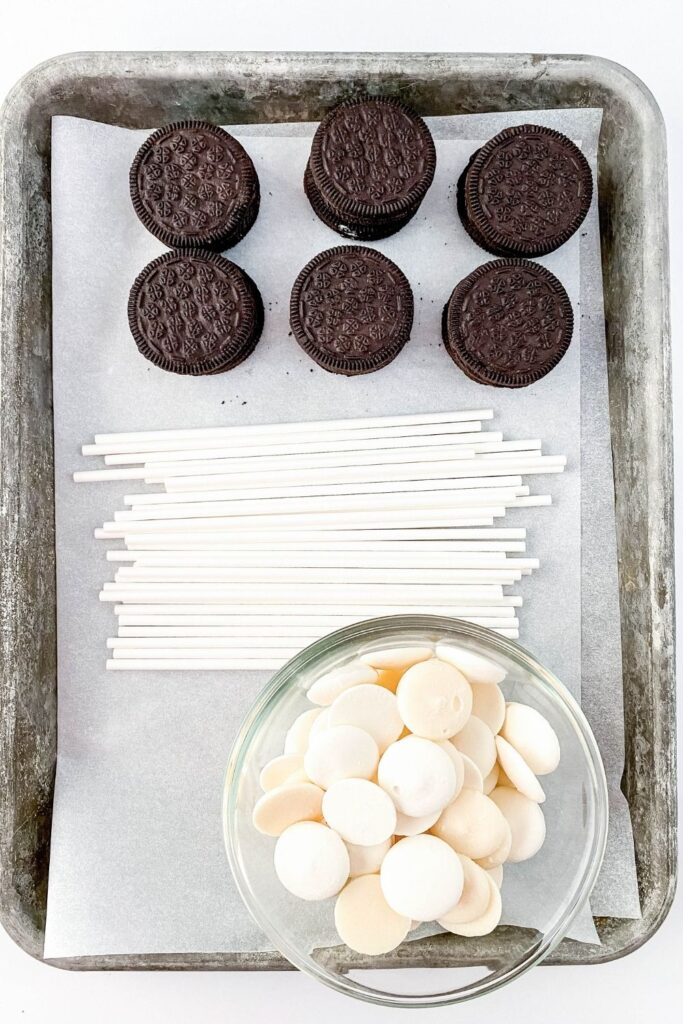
<box><xmin>0</xmin><ymin>51</ymin><xmax>675</xmax><ymax>972</ymax></box>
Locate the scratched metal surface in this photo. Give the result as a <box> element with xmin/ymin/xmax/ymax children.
<box><xmin>0</xmin><ymin>51</ymin><xmax>675</xmax><ymax>971</ymax></box>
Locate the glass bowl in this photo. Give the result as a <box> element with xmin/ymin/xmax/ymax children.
<box><xmin>223</xmin><ymin>616</ymin><xmax>608</xmax><ymax>1008</ymax></box>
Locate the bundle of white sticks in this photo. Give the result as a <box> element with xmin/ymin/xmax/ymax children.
<box><xmin>74</xmin><ymin>409</ymin><xmax>566</xmax><ymax>670</ymax></box>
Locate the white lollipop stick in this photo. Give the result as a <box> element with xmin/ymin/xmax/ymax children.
<box><xmin>118</xmin><ymin>527</ymin><xmax>527</xmax><ymax>547</ymax></box>
<box><xmin>92</xmin><ymin>409</ymin><xmax>494</xmax><ymax>445</ymax></box>
<box><xmin>85</xmin><ymin>420</ymin><xmax>485</xmax><ymax>458</ymax></box>
<box><xmin>102</xmin><ymin>430</ymin><xmax>496</xmax><ymax>465</ymax></box>
<box><xmin>105</xmin><ymin>541</ymin><xmax>528</xmax><ymax>560</ymax></box>
<box><xmin>99</xmin><ymin>583</ymin><xmax>506</xmax><ymax>604</ymax></box>
<box><xmin>112</xmin><ymin>567</ymin><xmax>523</xmax><ymax>585</ymax></box>
<box><xmin>108</xmin><ymin>553</ymin><xmax>537</xmax><ymax>569</ymax></box>
<box><xmin>116</xmin><ymin>617</ymin><xmax>519</xmax><ymax>636</ymax></box>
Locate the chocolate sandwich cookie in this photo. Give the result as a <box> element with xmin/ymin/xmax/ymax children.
<box><xmin>442</xmin><ymin>259</ymin><xmax>573</xmax><ymax>389</ymax></box>
<box><xmin>130</xmin><ymin>120</ymin><xmax>259</xmax><ymax>251</ymax></box>
<box><xmin>290</xmin><ymin>246</ymin><xmax>414</xmax><ymax>376</ymax></box>
<box><xmin>458</xmin><ymin>125</ymin><xmax>592</xmax><ymax>258</ymax></box>
<box><xmin>305</xmin><ymin>96</ymin><xmax>436</xmax><ymax>240</ymax></box>
<box><xmin>128</xmin><ymin>250</ymin><xmax>263</xmax><ymax>375</ymax></box>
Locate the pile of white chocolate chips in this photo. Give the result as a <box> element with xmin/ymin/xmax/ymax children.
<box><xmin>252</xmin><ymin>643</ymin><xmax>560</xmax><ymax>955</ymax></box>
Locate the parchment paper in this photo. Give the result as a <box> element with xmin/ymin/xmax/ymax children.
<box><xmin>43</xmin><ymin>108</ymin><xmax>638</xmax><ymax>959</ymax></box>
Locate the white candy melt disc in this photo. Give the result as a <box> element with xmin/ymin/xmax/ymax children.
<box><xmin>471</xmin><ymin>682</ymin><xmax>506</xmax><ymax>733</ymax></box>
<box><xmin>378</xmin><ymin>736</ymin><xmax>457</xmax><ymax>818</ymax></box>
<box><xmin>380</xmin><ymin>834</ymin><xmax>464</xmax><ymax>921</ymax></box>
<box><xmin>431</xmin><ymin>788</ymin><xmax>507</xmax><ymax>860</ymax></box>
<box><xmin>252</xmin><ymin>782</ymin><xmax>323</xmax><ymax>837</ymax></box>
<box><xmin>475</xmin><ymin>817</ymin><xmax>511</xmax><ymax>869</ymax></box>
<box><xmin>437</xmin><ymin>742</ymin><xmax>465</xmax><ymax>801</ymax></box>
<box><xmin>259</xmin><ymin>753</ymin><xmax>304</xmax><ymax>791</ymax></box>
<box><xmin>459</xmin><ymin>752</ymin><xmax>484</xmax><ymax>791</ymax></box>
<box><xmin>307</xmin><ymin>662</ymin><xmax>379</xmax><ymax>707</ymax></box>
<box><xmin>346</xmin><ymin>837</ymin><xmax>392</xmax><ymax>878</ymax></box>
<box><xmin>394</xmin><ymin>808</ymin><xmax>441</xmax><ymax>836</ymax></box>
<box><xmin>438</xmin><ymin>854</ymin><xmax>491</xmax><ymax>925</ymax></box>
<box><xmin>486</xmin><ymin>864</ymin><xmax>504</xmax><ymax>888</ymax></box>
<box><xmin>329</xmin><ymin>684</ymin><xmax>403</xmax><ymax>753</ymax></box>
<box><xmin>435</xmin><ymin>643</ymin><xmax>506</xmax><ymax>686</ymax></box>
<box><xmin>439</xmin><ymin>872</ymin><xmax>502</xmax><ymax>936</ymax></box>
<box><xmin>284</xmin><ymin>707</ymin><xmax>323</xmax><ymax>754</ymax></box>
<box><xmin>308</xmin><ymin>707</ymin><xmax>331</xmax><ymax>742</ymax></box>
<box><xmin>501</xmin><ymin>702</ymin><xmax>561</xmax><ymax>775</ymax></box>
<box><xmin>495</xmin><ymin>736</ymin><xmax>545</xmax><ymax>803</ymax></box>
<box><xmin>451</xmin><ymin>715</ymin><xmax>496</xmax><ymax>778</ymax></box>
<box><xmin>322</xmin><ymin>779</ymin><xmax>396</xmax><ymax>846</ymax></box>
<box><xmin>396</xmin><ymin>659</ymin><xmax>472</xmax><ymax>740</ymax></box>
<box><xmin>483</xmin><ymin>762</ymin><xmax>499</xmax><ymax>795</ymax></box>
<box><xmin>274</xmin><ymin>821</ymin><xmax>349</xmax><ymax>901</ymax></box>
<box><xmin>334</xmin><ymin>874</ymin><xmax>411</xmax><ymax>955</ymax></box>
<box><xmin>360</xmin><ymin>646</ymin><xmax>433</xmax><ymax>672</ymax></box>
<box><xmin>304</xmin><ymin>725</ymin><xmax>379</xmax><ymax>790</ymax></box>
<box><xmin>490</xmin><ymin>787</ymin><xmax>546</xmax><ymax>862</ymax></box>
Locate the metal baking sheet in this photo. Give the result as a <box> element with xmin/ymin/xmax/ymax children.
<box><xmin>0</xmin><ymin>51</ymin><xmax>675</xmax><ymax>971</ymax></box>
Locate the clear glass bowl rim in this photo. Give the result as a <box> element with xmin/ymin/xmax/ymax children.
<box><xmin>223</xmin><ymin>614</ymin><xmax>609</xmax><ymax>1009</ymax></box>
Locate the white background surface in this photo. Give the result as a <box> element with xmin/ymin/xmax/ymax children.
<box><xmin>0</xmin><ymin>0</ymin><xmax>680</xmax><ymax>1020</ymax></box>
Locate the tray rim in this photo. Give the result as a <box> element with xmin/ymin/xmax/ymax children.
<box><xmin>0</xmin><ymin>48</ymin><xmax>676</xmax><ymax>973</ymax></box>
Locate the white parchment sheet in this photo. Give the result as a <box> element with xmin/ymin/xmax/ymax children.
<box><xmin>44</xmin><ymin>108</ymin><xmax>638</xmax><ymax>958</ymax></box>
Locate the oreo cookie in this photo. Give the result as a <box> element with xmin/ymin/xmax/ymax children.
<box><xmin>290</xmin><ymin>246</ymin><xmax>413</xmax><ymax>375</ymax></box>
<box><xmin>305</xmin><ymin>96</ymin><xmax>436</xmax><ymax>240</ymax></box>
<box><xmin>442</xmin><ymin>259</ymin><xmax>574</xmax><ymax>389</ymax></box>
<box><xmin>458</xmin><ymin>125</ymin><xmax>592</xmax><ymax>258</ymax></box>
<box><xmin>130</xmin><ymin>120</ymin><xmax>259</xmax><ymax>251</ymax></box>
<box><xmin>128</xmin><ymin>250</ymin><xmax>263</xmax><ymax>375</ymax></box>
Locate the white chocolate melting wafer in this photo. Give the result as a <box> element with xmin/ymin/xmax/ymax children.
<box><xmin>451</xmin><ymin>715</ymin><xmax>497</xmax><ymax>778</ymax></box>
<box><xmin>438</xmin><ymin>855</ymin><xmax>491</xmax><ymax>925</ymax></box>
<box><xmin>307</xmin><ymin>662</ymin><xmax>379</xmax><ymax>706</ymax></box>
<box><xmin>329</xmin><ymin>684</ymin><xmax>403</xmax><ymax>753</ymax></box>
<box><xmin>483</xmin><ymin>762</ymin><xmax>499</xmax><ymax>795</ymax></box>
<box><xmin>396</xmin><ymin>659</ymin><xmax>472</xmax><ymax>740</ymax></box>
<box><xmin>308</xmin><ymin>707</ymin><xmax>331</xmax><ymax>743</ymax></box>
<box><xmin>252</xmin><ymin>783</ymin><xmax>323</xmax><ymax>837</ymax></box>
<box><xmin>439</xmin><ymin>873</ymin><xmax>502</xmax><ymax>936</ymax></box>
<box><xmin>475</xmin><ymin>817</ymin><xmax>512</xmax><ymax>869</ymax></box>
<box><xmin>437</xmin><ymin>741</ymin><xmax>465</xmax><ymax>801</ymax></box>
<box><xmin>500</xmin><ymin>703</ymin><xmax>560</xmax><ymax>775</ymax></box>
<box><xmin>284</xmin><ymin>708</ymin><xmax>323</xmax><ymax>754</ymax></box>
<box><xmin>380</xmin><ymin>834</ymin><xmax>464</xmax><ymax>922</ymax></box>
<box><xmin>471</xmin><ymin>682</ymin><xmax>506</xmax><ymax>734</ymax></box>
<box><xmin>274</xmin><ymin>821</ymin><xmax>349</xmax><ymax>900</ymax></box>
<box><xmin>334</xmin><ymin>874</ymin><xmax>411</xmax><ymax>955</ymax></box>
<box><xmin>304</xmin><ymin>725</ymin><xmax>379</xmax><ymax>789</ymax></box>
<box><xmin>378</xmin><ymin>736</ymin><xmax>457</xmax><ymax>818</ymax></box>
<box><xmin>259</xmin><ymin>753</ymin><xmax>304</xmax><ymax>791</ymax></box>
<box><xmin>431</xmin><ymin>788</ymin><xmax>507</xmax><ymax>860</ymax></box>
<box><xmin>360</xmin><ymin>646</ymin><xmax>433</xmax><ymax>672</ymax></box>
<box><xmin>490</xmin><ymin>787</ymin><xmax>546</xmax><ymax>862</ymax></box>
<box><xmin>393</xmin><ymin>808</ymin><xmax>442</xmax><ymax>837</ymax></box>
<box><xmin>346</xmin><ymin>837</ymin><xmax>393</xmax><ymax>878</ymax></box>
<box><xmin>322</xmin><ymin>779</ymin><xmax>396</xmax><ymax>846</ymax></box>
<box><xmin>458</xmin><ymin>751</ymin><xmax>484</xmax><ymax>791</ymax></box>
<box><xmin>495</xmin><ymin>736</ymin><xmax>545</xmax><ymax>803</ymax></box>
<box><xmin>436</xmin><ymin>644</ymin><xmax>506</xmax><ymax>686</ymax></box>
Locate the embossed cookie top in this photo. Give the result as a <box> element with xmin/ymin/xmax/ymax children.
<box><xmin>444</xmin><ymin>259</ymin><xmax>573</xmax><ymax>387</ymax></box>
<box><xmin>290</xmin><ymin>246</ymin><xmax>414</xmax><ymax>375</ymax></box>
<box><xmin>130</xmin><ymin>121</ymin><xmax>258</xmax><ymax>249</ymax></box>
<box><xmin>465</xmin><ymin>125</ymin><xmax>592</xmax><ymax>256</ymax></box>
<box><xmin>310</xmin><ymin>98</ymin><xmax>436</xmax><ymax>216</ymax></box>
<box><xmin>128</xmin><ymin>251</ymin><xmax>259</xmax><ymax>375</ymax></box>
